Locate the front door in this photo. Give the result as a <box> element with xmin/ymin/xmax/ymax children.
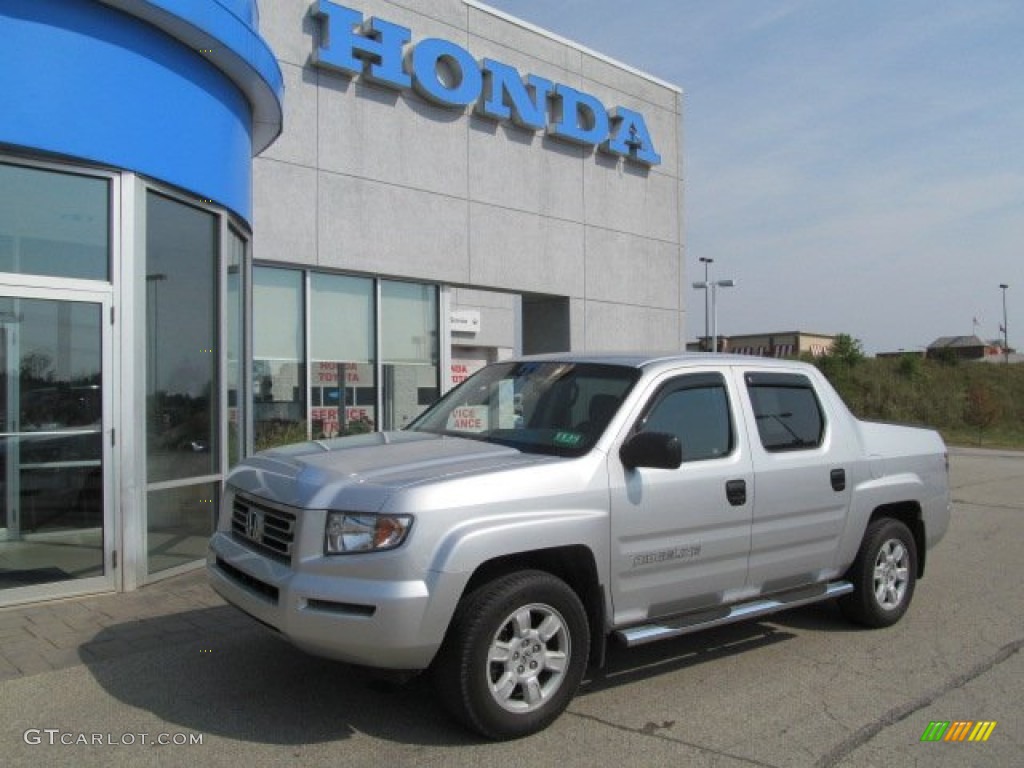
<box><xmin>609</xmin><ymin>371</ymin><xmax>754</xmax><ymax>626</ymax></box>
<box><xmin>0</xmin><ymin>291</ymin><xmax>114</xmax><ymax>601</ymax></box>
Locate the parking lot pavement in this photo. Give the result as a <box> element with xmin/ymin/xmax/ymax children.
<box><xmin>0</xmin><ymin>448</ymin><xmax>1020</xmax><ymax>767</ymax></box>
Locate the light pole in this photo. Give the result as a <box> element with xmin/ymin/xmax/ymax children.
<box><xmin>711</xmin><ymin>279</ymin><xmax>736</xmax><ymax>352</ymax></box>
<box><xmin>999</xmin><ymin>283</ymin><xmax>1009</xmax><ymax>365</ymax></box>
<box><xmin>692</xmin><ymin>277</ymin><xmax>736</xmax><ymax>352</ymax></box>
<box><xmin>698</xmin><ymin>257</ymin><xmax>713</xmax><ymax>350</ymax></box>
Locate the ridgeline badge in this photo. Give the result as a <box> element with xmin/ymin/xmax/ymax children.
<box><xmin>311</xmin><ymin>1</ymin><xmax>662</xmax><ymax>166</ymax></box>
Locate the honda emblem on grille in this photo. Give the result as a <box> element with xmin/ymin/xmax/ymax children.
<box><xmin>245</xmin><ymin>507</ymin><xmax>265</xmax><ymax>542</ymax></box>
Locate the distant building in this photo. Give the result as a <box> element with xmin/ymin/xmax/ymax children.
<box><xmin>876</xmin><ymin>349</ymin><xmax>926</xmax><ymax>359</ymax></box>
<box><xmin>925</xmin><ymin>335</ymin><xmax>1005</xmax><ymax>361</ymax></box>
<box><xmin>687</xmin><ymin>331</ymin><xmax>835</xmax><ymax>357</ymax></box>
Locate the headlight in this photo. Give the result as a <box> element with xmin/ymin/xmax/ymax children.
<box><xmin>325</xmin><ymin>513</ymin><xmax>413</xmax><ymax>554</ymax></box>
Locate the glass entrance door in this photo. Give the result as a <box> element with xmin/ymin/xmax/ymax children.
<box><xmin>0</xmin><ymin>293</ymin><xmax>113</xmax><ymax>597</ymax></box>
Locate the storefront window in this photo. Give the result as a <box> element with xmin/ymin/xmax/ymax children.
<box><xmin>251</xmin><ymin>269</ymin><xmax>439</xmax><ymax>446</ymax></box>
<box><xmin>310</xmin><ymin>274</ymin><xmax>375</xmax><ymax>437</ymax></box>
<box><xmin>146</xmin><ymin>482</ymin><xmax>219</xmax><ymax>574</ymax></box>
<box><xmin>253</xmin><ymin>266</ymin><xmax>306</xmax><ymax>450</ymax></box>
<box><xmin>381</xmin><ymin>281</ymin><xmax>439</xmax><ymax>430</ymax></box>
<box><xmin>145</xmin><ymin>192</ymin><xmax>219</xmax><ymax>574</ymax></box>
<box><xmin>0</xmin><ymin>163</ymin><xmax>110</xmax><ymax>282</ymax></box>
<box><xmin>145</xmin><ymin>194</ymin><xmax>219</xmax><ymax>482</ymax></box>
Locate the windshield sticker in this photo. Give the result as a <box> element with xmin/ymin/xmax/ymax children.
<box><xmin>553</xmin><ymin>431</ymin><xmax>583</xmax><ymax>447</ymax></box>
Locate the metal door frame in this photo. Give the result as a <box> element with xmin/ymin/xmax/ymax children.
<box><xmin>0</xmin><ymin>284</ymin><xmax>117</xmax><ymax>605</ymax></box>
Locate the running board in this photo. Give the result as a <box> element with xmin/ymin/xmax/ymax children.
<box><xmin>615</xmin><ymin>581</ymin><xmax>854</xmax><ymax>648</ymax></box>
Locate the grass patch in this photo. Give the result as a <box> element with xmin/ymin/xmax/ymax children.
<box><xmin>813</xmin><ymin>357</ymin><xmax>1024</xmax><ymax>451</ymax></box>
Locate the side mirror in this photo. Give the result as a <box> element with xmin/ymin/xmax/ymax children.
<box><xmin>619</xmin><ymin>431</ymin><xmax>682</xmax><ymax>470</ymax></box>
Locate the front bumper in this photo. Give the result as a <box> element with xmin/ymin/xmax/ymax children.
<box><xmin>207</xmin><ymin>532</ymin><xmax>454</xmax><ymax>669</ymax></box>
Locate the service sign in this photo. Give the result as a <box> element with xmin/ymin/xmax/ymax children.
<box><xmin>312</xmin><ymin>1</ymin><xmax>662</xmax><ymax>166</ymax></box>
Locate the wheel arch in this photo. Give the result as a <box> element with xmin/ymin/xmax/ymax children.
<box><xmin>459</xmin><ymin>546</ymin><xmax>606</xmax><ymax>668</ymax></box>
<box><xmin>869</xmin><ymin>501</ymin><xmax>926</xmax><ymax>577</ymax></box>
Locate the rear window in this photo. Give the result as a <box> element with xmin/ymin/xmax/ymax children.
<box><xmin>745</xmin><ymin>372</ymin><xmax>825</xmax><ymax>452</ymax></box>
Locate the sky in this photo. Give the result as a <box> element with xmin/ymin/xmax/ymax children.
<box><xmin>484</xmin><ymin>0</ymin><xmax>1022</xmax><ymax>354</ymax></box>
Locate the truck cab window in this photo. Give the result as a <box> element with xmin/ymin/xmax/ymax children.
<box><xmin>745</xmin><ymin>372</ymin><xmax>825</xmax><ymax>451</ymax></box>
<box><xmin>639</xmin><ymin>374</ymin><xmax>733</xmax><ymax>462</ymax></box>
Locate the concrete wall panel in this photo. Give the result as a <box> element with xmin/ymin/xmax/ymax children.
<box><xmin>318</xmin><ymin>74</ymin><xmax>469</xmax><ymax>199</ymax></box>
<box><xmin>256</xmin><ymin>0</ymin><xmax>317</xmax><ymax>69</ymax></box>
<box><xmin>584</xmin><ymin>302</ymin><xmax>684</xmax><ymax>353</ymax></box>
<box><xmin>468</xmin><ymin>203</ymin><xmax>584</xmax><ymax>297</ymax></box>
<box><xmin>259</xmin><ymin>62</ymin><xmax>319</xmax><ymax>168</ymax></box>
<box><xmin>318</xmin><ymin>172</ymin><xmax>469</xmax><ymax>283</ymax></box>
<box><xmin>584</xmin><ymin>231</ymin><xmax>681</xmax><ymax>309</ymax></box>
<box><xmin>467</xmin><ymin>116</ymin><xmax>584</xmax><ymax>221</ymax></box>
<box><xmin>583</xmin><ymin>160</ymin><xmax>680</xmax><ymax>243</ymax></box>
<box><xmin>580</xmin><ymin>53</ymin><xmax>679</xmax><ymax>113</ymax></box>
<box><xmin>252</xmin><ymin>158</ymin><xmax>318</xmax><ymax>264</ymax></box>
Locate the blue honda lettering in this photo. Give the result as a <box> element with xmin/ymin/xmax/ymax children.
<box><xmin>311</xmin><ymin>2</ymin><xmax>661</xmax><ymax>167</ymax></box>
<box><xmin>549</xmin><ymin>85</ymin><xmax>609</xmax><ymax>146</ymax></box>
<box><xmin>312</xmin><ymin>0</ymin><xmax>411</xmax><ymax>89</ymax></box>
<box><xmin>604</xmin><ymin>107</ymin><xmax>662</xmax><ymax>165</ymax></box>
<box><xmin>477</xmin><ymin>59</ymin><xmax>553</xmax><ymax>132</ymax></box>
<box><xmin>410</xmin><ymin>38</ymin><xmax>482</xmax><ymax>108</ymax></box>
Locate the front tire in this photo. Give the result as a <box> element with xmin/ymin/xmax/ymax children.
<box><xmin>432</xmin><ymin>570</ymin><xmax>590</xmax><ymax>740</ymax></box>
<box><xmin>839</xmin><ymin>517</ymin><xmax>918</xmax><ymax>628</ymax></box>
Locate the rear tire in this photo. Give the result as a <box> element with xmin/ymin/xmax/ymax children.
<box><xmin>431</xmin><ymin>570</ymin><xmax>589</xmax><ymax>740</ymax></box>
<box><xmin>839</xmin><ymin>517</ymin><xmax>917</xmax><ymax>628</ymax></box>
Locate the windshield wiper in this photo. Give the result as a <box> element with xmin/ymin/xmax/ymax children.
<box><xmin>755</xmin><ymin>412</ymin><xmax>812</xmax><ymax>447</ymax></box>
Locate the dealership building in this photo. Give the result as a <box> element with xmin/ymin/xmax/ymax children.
<box><xmin>0</xmin><ymin>0</ymin><xmax>683</xmax><ymax>605</ymax></box>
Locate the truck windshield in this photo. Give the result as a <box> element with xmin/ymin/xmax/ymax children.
<box><xmin>407</xmin><ymin>361</ymin><xmax>639</xmax><ymax>456</ymax></box>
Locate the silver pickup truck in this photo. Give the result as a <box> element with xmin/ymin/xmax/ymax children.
<box><xmin>208</xmin><ymin>354</ymin><xmax>950</xmax><ymax>739</ymax></box>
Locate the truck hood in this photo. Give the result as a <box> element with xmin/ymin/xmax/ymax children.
<box><xmin>226</xmin><ymin>431</ymin><xmax>559</xmax><ymax>511</ymax></box>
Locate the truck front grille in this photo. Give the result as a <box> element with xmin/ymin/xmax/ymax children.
<box><xmin>230</xmin><ymin>494</ymin><xmax>296</xmax><ymax>563</ymax></box>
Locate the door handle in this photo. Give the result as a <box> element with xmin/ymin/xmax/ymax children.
<box><xmin>725</xmin><ymin>479</ymin><xmax>747</xmax><ymax>506</ymax></box>
<box><xmin>830</xmin><ymin>468</ymin><xmax>846</xmax><ymax>492</ymax></box>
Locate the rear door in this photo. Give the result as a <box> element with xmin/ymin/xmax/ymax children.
<box><xmin>736</xmin><ymin>369</ymin><xmax>855</xmax><ymax>590</ymax></box>
<box><xmin>608</xmin><ymin>370</ymin><xmax>753</xmax><ymax>626</ymax></box>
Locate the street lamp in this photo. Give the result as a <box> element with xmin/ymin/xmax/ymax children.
<box><xmin>999</xmin><ymin>283</ymin><xmax>1009</xmax><ymax>365</ymax></box>
<box><xmin>698</xmin><ymin>257</ymin><xmax>713</xmax><ymax>350</ymax></box>
<box><xmin>692</xmin><ymin>278</ymin><xmax>736</xmax><ymax>352</ymax></box>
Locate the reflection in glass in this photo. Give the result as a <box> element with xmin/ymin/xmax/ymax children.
<box><xmin>145</xmin><ymin>193</ymin><xmax>219</xmax><ymax>483</ymax></box>
<box><xmin>147</xmin><ymin>482</ymin><xmax>219</xmax><ymax>574</ymax></box>
<box><xmin>310</xmin><ymin>273</ymin><xmax>375</xmax><ymax>438</ymax></box>
<box><xmin>227</xmin><ymin>231</ymin><xmax>245</xmax><ymax>466</ymax></box>
<box><xmin>0</xmin><ymin>298</ymin><xmax>104</xmax><ymax>590</ymax></box>
<box><xmin>144</xmin><ymin>193</ymin><xmax>221</xmax><ymax>576</ymax></box>
<box><xmin>0</xmin><ymin>163</ymin><xmax>109</xmax><ymax>281</ymax></box>
<box><xmin>253</xmin><ymin>266</ymin><xmax>306</xmax><ymax>450</ymax></box>
<box><xmin>381</xmin><ymin>281</ymin><xmax>438</xmax><ymax>430</ymax></box>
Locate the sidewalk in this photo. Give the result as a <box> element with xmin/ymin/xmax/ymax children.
<box><xmin>0</xmin><ymin>569</ymin><xmax>251</xmax><ymax>681</ymax></box>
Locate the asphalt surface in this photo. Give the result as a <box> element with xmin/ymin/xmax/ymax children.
<box><xmin>0</xmin><ymin>448</ymin><xmax>1020</xmax><ymax>767</ymax></box>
